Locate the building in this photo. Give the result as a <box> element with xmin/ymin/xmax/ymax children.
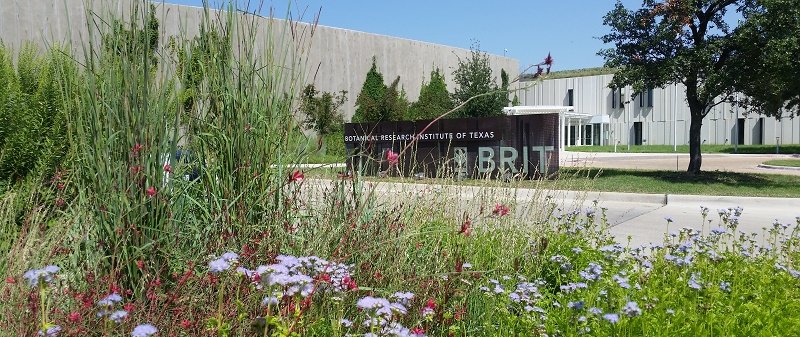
<box><xmin>0</xmin><ymin>0</ymin><xmax>517</xmax><ymax>120</ymax></box>
<box><xmin>516</xmin><ymin>71</ymin><xmax>800</xmax><ymax>147</ymax></box>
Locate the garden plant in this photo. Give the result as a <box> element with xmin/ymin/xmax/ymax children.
<box><xmin>1</xmin><ymin>2</ymin><xmax>799</xmax><ymax>337</ymax></box>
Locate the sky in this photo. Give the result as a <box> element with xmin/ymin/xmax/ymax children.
<box><xmin>165</xmin><ymin>0</ymin><xmax>648</xmax><ymax>72</ymax></box>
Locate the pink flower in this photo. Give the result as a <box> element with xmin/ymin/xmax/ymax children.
<box><xmin>146</xmin><ymin>187</ymin><xmax>157</xmax><ymax>197</ymax></box>
<box><xmin>163</xmin><ymin>164</ymin><xmax>172</xmax><ymax>173</ymax></box>
<box><xmin>289</xmin><ymin>170</ymin><xmax>304</xmax><ymax>183</ymax></box>
<box><xmin>386</xmin><ymin>150</ymin><xmax>399</xmax><ymax>165</ymax></box>
<box><xmin>5</xmin><ymin>277</ymin><xmax>15</xmax><ymax>284</ymax></box>
<box><xmin>67</xmin><ymin>312</ymin><xmax>80</xmax><ymax>323</ymax></box>
<box><xmin>132</xmin><ymin>143</ymin><xmax>143</xmax><ymax>156</ymax></box>
<box><xmin>492</xmin><ymin>204</ymin><xmax>510</xmax><ymax>217</ymax></box>
<box><xmin>136</xmin><ymin>260</ymin><xmax>144</xmax><ymax>270</ymax></box>
<box><xmin>459</xmin><ymin>218</ymin><xmax>472</xmax><ymax>236</ymax></box>
<box><xmin>55</xmin><ymin>198</ymin><xmax>65</xmax><ymax>207</ymax></box>
<box><xmin>544</xmin><ymin>52</ymin><xmax>553</xmax><ymax>66</ymax></box>
<box><xmin>179</xmin><ymin>320</ymin><xmax>191</xmax><ymax>329</ymax></box>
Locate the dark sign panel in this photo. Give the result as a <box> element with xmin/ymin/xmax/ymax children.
<box><xmin>344</xmin><ymin>113</ymin><xmax>560</xmax><ymax>179</ymax></box>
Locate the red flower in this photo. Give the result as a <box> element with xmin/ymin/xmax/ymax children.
<box><xmin>373</xmin><ymin>271</ymin><xmax>383</xmax><ymax>280</ymax></box>
<box><xmin>318</xmin><ymin>273</ymin><xmax>331</xmax><ymax>283</ymax></box>
<box><xmin>146</xmin><ymin>186</ymin><xmax>157</xmax><ymax>197</ymax></box>
<box><xmin>343</xmin><ymin>276</ymin><xmax>358</xmax><ymax>290</ymax></box>
<box><xmin>544</xmin><ymin>52</ymin><xmax>554</xmax><ymax>66</ymax></box>
<box><xmin>123</xmin><ymin>303</ymin><xmax>135</xmax><ymax>312</ymax></box>
<box><xmin>55</xmin><ymin>198</ymin><xmax>65</xmax><ymax>207</ymax></box>
<box><xmin>56</xmin><ymin>182</ymin><xmax>65</xmax><ymax>190</ymax></box>
<box><xmin>136</xmin><ymin>260</ymin><xmax>144</xmax><ymax>270</ymax></box>
<box><xmin>386</xmin><ymin>150</ymin><xmax>399</xmax><ymax>165</ymax></box>
<box><xmin>67</xmin><ymin>312</ymin><xmax>81</xmax><ymax>323</ymax></box>
<box><xmin>412</xmin><ymin>327</ymin><xmax>425</xmax><ymax>335</ymax></box>
<box><xmin>132</xmin><ymin>143</ymin><xmax>143</xmax><ymax>156</ymax></box>
<box><xmin>163</xmin><ymin>164</ymin><xmax>172</xmax><ymax>173</ymax></box>
<box><xmin>424</xmin><ymin>298</ymin><xmax>436</xmax><ymax>310</ymax></box>
<box><xmin>492</xmin><ymin>204</ymin><xmax>510</xmax><ymax>217</ymax></box>
<box><xmin>289</xmin><ymin>170</ymin><xmax>304</xmax><ymax>183</ymax></box>
<box><xmin>5</xmin><ymin>277</ymin><xmax>15</xmax><ymax>284</ymax></box>
<box><xmin>180</xmin><ymin>320</ymin><xmax>191</xmax><ymax>329</ymax></box>
<box><xmin>131</xmin><ymin>166</ymin><xmax>143</xmax><ymax>175</ymax></box>
<box><xmin>459</xmin><ymin>218</ymin><xmax>472</xmax><ymax>236</ymax></box>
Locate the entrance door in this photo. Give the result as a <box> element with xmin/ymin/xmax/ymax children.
<box><xmin>737</xmin><ymin>118</ymin><xmax>745</xmax><ymax>145</ymax></box>
<box><xmin>633</xmin><ymin>122</ymin><xmax>643</xmax><ymax>145</ymax></box>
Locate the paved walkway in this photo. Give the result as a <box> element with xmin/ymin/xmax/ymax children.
<box><xmin>305</xmin><ymin>179</ymin><xmax>800</xmax><ymax>248</ymax></box>
<box><xmin>560</xmin><ymin>151</ymin><xmax>800</xmax><ymax>175</ymax></box>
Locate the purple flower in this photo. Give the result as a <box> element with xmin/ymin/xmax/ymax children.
<box><xmin>390</xmin><ymin>291</ymin><xmax>414</xmax><ymax>305</ymax></box>
<box><xmin>262</xmin><ymin>296</ymin><xmax>279</xmax><ymax>306</ymax></box>
<box><xmin>23</xmin><ymin>266</ymin><xmax>60</xmax><ymax>288</ymax></box>
<box><xmin>612</xmin><ymin>274</ymin><xmax>630</xmax><ymax>289</ymax></box>
<box><xmin>589</xmin><ymin>307</ymin><xmax>603</xmax><ymax>315</ymax></box>
<box><xmin>38</xmin><ymin>325</ymin><xmax>62</xmax><ymax>336</ymax></box>
<box><xmin>603</xmin><ymin>313</ymin><xmax>620</xmax><ymax>323</ymax></box>
<box><xmin>688</xmin><ymin>273</ymin><xmax>703</xmax><ymax>290</ymax></box>
<box><xmin>567</xmin><ymin>301</ymin><xmax>585</xmax><ymax>310</ymax></box>
<box><xmin>339</xmin><ymin>318</ymin><xmax>353</xmax><ymax>328</ymax></box>
<box><xmin>131</xmin><ymin>324</ymin><xmax>158</xmax><ymax>337</ymax></box>
<box><xmin>579</xmin><ymin>263</ymin><xmax>603</xmax><ymax>282</ymax></box>
<box><xmin>97</xmin><ymin>293</ymin><xmax>123</xmax><ymax>307</ymax></box>
<box><xmin>719</xmin><ymin>281</ymin><xmax>731</xmax><ymax>293</ymax></box>
<box><xmin>208</xmin><ymin>258</ymin><xmax>230</xmax><ymax>274</ymax></box>
<box><xmin>622</xmin><ymin>301</ymin><xmax>641</xmax><ymax>317</ymax></box>
<box><xmin>220</xmin><ymin>252</ymin><xmax>239</xmax><ymax>262</ymax></box>
<box><xmin>109</xmin><ymin>310</ymin><xmax>128</xmax><ymax>323</ymax></box>
<box><xmin>664</xmin><ymin>216</ymin><xmax>674</xmax><ymax>223</ymax></box>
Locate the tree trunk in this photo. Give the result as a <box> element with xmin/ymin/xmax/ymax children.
<box><xmin>687</xmin><ymin>112</ymin><xmax>704</xmax><ymax>174</ymax></box>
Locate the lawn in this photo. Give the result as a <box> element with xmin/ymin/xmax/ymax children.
<box><xmin>763</xmin><ymin>159</ymin><xmax>800</xmax><ymax>168</ymax></box>
<box><xmin>362</xmin><ymin>167</ymin><xmax>800</xmax><ymax>198</ymax></box>
<box><xmin>566</xmin><ymin>144</ymin><xmax>800</xmax><ymax>154</ymax></box>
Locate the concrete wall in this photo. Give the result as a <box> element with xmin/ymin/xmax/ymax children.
<box><xmin>0</xmin><ymin>0</ymin><xmax>518</xmax><ymax>120</ymax></box>
<box><xmin>519</xmin><ymin>75</ymin><xmax>800</xmax><ymax>146</ymax></box>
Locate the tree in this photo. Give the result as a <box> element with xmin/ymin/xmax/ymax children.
<box><xmin>500</xmin><ymin>68</ymin><xmax>511</xmax><ymax>107</ymax></box>
<box><xmin>407</xmin><ymin>68</ymin><xmax>454</xmax><ymax>120</ymax></box>
<box><xmin>451</xmin><ymin>42</ymin><xmax>506</xmax><ymax>118</ymax></box>
<box><xmin>299</xmin><ymin>84</ymin><xmax>347</xmax><ymax>136</ymax></box>
<box><xmin>727</xmin><ymin>0</ymin><xmax>800</xmax><ymax>117</ymax></box>
<box><xmin>352</xmin><ymin>57</ymin><xmax>387</xmax><ymax>122</ymax></box>
<box><xmin>381</xmin><ymin>77</ymin><xmax>409</xmax><ymax>121</ymax></box>
<box><xmin>600</xmin><ymin>0</ymin><xmax>743</xmax><ymax>174</ymax></box>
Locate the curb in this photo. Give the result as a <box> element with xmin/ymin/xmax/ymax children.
<box><xmin>758</xmin><ymin>164</ymin><xmax>800</xmax><ymax>171</ymax></box>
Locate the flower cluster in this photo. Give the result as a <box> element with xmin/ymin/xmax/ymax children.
<box><xmin>96</xmin><ymin>293</ymin><xmax>128</xmax><ymax>323</ymax></box>
<box><xmin>348</xmin><ymin>293</ymin><xmax>426</xmax><ymax>336</ymax></box>
<box><xmin>208</xmin><ymin>251</ymin><xmax>239</xmax><ymax>274</ymax></box>
<box><xmin>23</xmin><ymin>265</ymin><xmax>60</xmax><ymax>288</ymax></box>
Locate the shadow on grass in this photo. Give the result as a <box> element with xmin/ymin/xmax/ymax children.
<box><xmin>562</xmin><ymin>167</ymin><xmax>777</xmax><ymax>188</ymax></box>
<box><xmin>716</xmin><ymin>144</ymin><xmax>800</xmax><ymax>154</ymax></box>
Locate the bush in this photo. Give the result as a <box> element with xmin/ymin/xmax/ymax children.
<box><xmin>0</xmin><ymin>43</ymin><xmax>71</xmax><ymax>182</ymax></box>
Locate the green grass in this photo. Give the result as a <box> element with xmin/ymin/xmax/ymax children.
<box><xmin>361</xmin><ymin>167</ymin><xmax>800</xmax><ymax>198</ymax></box>
<box><xmin>763</xmin><ymin>159</ymin><xmax>800</xmax><ymax>167</ymax></box>
<box><xmin>566</xmin><ymin>144</ymin><xmax>800</xmax><ymax>154</ymax></box>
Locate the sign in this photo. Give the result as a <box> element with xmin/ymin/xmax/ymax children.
<box><xmin>344</xmin><ymin>114</ymin><xmax>560</xmax><ymax>179</ymax></box>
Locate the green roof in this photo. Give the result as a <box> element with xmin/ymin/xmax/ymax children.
<box><xmin>520</xmin><ymin>67</ymin><xmax>617</xmax><ymax>81</ymax></box>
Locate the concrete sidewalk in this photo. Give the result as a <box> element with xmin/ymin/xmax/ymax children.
<box><xmin>561</xmin><ymin>151</ymin><xmax>800</xmax><ymax>175</ymax></box>
<box><xmin>305</xmin><ymin>179</ymin><xmax>800</xmax><ymax>248</ymax></box>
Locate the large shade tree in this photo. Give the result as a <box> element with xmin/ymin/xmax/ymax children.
<box><xmin>600</xmin><ymin>0</ymin><xmax>743</xmax><ymax>174</ymax></box>
<box><xmin>726</xmin><ymin>0</ymin><xmax>800</xmax><ymax>118</ymax></box>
